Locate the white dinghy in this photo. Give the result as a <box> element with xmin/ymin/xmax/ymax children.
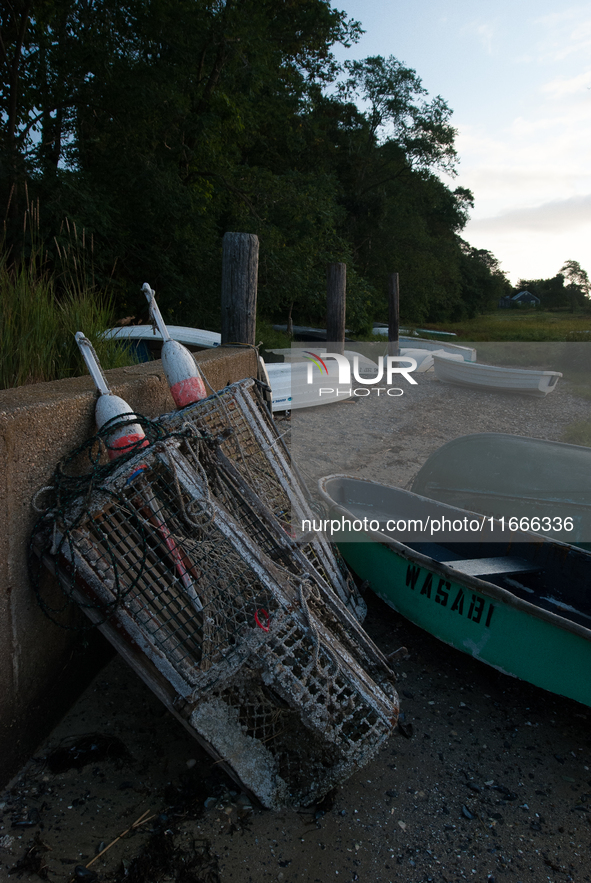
<box><xmin>105</xmin><ymin>324</ymin><xmax>222</xmax><ymax>349</ymax></box>
<box><xmin>433</xmin><ymin>354</ymin><xmax>562</xmax><ymax>397</ymax></box>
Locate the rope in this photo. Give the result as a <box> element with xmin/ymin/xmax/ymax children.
<box><xmin>29</xmin><ymin>413</ymin><xmax>195</xmax><ymax>630</ymax></box>
<box><xmin>160</xmin><ymin>440</ymin><xmax>215</xmax><ymax>528</ymax></box>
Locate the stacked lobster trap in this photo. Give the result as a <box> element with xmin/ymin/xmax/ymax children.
<box><xmin>160</xmin><ymin>378</ymin><xmax>366</xmax><ymax>622</ymax></box>
<box><xmin>32</xmin><ymin>380</ymin><xmax>398</xmax><ymax>809</ymax></box>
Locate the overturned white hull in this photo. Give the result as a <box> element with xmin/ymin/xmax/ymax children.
<box><xmin>433</xmin><ymin>354</ymin><xmax>562</xmax><ymax>396</ymax></box>
<box><xmin>372</xmin><ymin>328</ymin><xmax>476</xmax><ymax>361</ymax></box>
<box><xmin>266</xmin><ymin>348</ymin><xmax>375</xmax><ymax>372</ymax></box>
<box><xmin>265</xmin><ymin>362</ymin><xmax>354</xmax><ymax>411</ymax></box>
<box><xmin>105</xmin><ymin>324</ymin><xmax>221</xmax><ymax>349</ymax></box>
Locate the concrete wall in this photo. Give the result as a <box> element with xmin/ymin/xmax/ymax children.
<box><xmin>0</xmin><ymin>346</ymin><xmax>257</xmax><ymax>786</ymax></box>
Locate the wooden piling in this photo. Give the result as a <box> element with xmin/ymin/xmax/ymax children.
<box><xmin>221</xmin><ymin>233</ymin><xmax>259</xmax><ymax>346</ymax></box>
<box><xmin>327</xmin><ymin>262</ymin><xmax>346</xmax><ymax>354</ymax></box>
<box><xmin>387</xmin><ymin>272</ymin><xmax>400</xmax><ymax>357</ymax></box>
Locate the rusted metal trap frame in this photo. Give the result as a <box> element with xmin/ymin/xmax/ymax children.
<box><xmin>158</xmin><ymin>379</ymin><xmax>364</xmax><ymax>620</ymax></box>
<box><xmin>188</xmin><ymin>436</ymin><xmax>393</xmax><ymax>686</ymax></box>
<box><xmin>37</xmin><ymin>440</ymin><xmax>397</xmax><ymax>808</ymax></box>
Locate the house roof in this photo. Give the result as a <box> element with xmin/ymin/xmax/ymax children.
<box><xmin>513</xmin><ymin>290</ymin><xmax>540</xmax><ymax>301</ymax></box>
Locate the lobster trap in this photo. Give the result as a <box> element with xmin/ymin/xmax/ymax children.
<box><xmin>35</xmin><ymin>439</ymin><xmax>398</xmax><ymax>808</ymax></box>
<box><xmin>158</xmin><ymin>379</ymin><xmax>365</xmax><ymax>621</ymax></box>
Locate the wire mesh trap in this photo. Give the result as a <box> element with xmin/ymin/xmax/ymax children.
<box><xmin>176</xmin><ymin>430</ymin><xmax>391</xmax><ymax>684</ymax></box>
<box><xmin>34</xmin><ymin>439</ymin><xmax>398</xmax><ymax>808</ymax></box>
<box><xmin>158</xmin><ymin>379</ymin><xmax>365</xmax><ymax>621</ymax></box>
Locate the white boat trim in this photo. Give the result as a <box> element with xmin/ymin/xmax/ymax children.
<box><xmin>105</xmin><ymin>325</ymin><xmax>221</xmax><ymax>349</ymax></box>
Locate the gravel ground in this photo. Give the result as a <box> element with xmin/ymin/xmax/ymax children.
<box><xmin>1</xmin><ymin>371</ymin><xmax>591</xmax><ymax>883</ymax></box>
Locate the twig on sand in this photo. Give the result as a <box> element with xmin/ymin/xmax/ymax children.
<box><xmin>83</xmin><ymin>808</ymin><xmax>156</xmax><ymax>870</ymax></box>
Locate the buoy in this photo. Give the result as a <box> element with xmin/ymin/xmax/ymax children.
<box><xmin>75</xmin><ymin>333</ymin><xmax>200</xmax><ymax>598</ymax></box>
<box><xmin>142</xmin><ymin>283</ymin><xmax>207</xmax><ymax>407</ymax></box>
<box><xmin>75</xmin><ymin>332</ymin><xmax>148</xmax><ymax>459</ymax></box>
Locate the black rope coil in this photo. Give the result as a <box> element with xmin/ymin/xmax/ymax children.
<box><xmin>29</xmin><ymin>413</ymin><xmax>198</xmax><ymax>631</ymax></box>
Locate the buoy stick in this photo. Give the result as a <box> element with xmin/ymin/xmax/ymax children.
<box><xmin>75</xmin><ymin>332</ymin><xmax>111</xmax><ymax>395</ymax></box>
<box><xmin>126</xmin><ymin>468</ymin><xmax>203</xmax><ymax>607</ymax></box>
<box><xmin>142</xmin><ymin>283</ymin><xmax>171</xmax><ymax>341</ymax></box>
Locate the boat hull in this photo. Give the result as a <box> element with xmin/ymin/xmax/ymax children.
<box><xmin>337</xmin><ymin>539</ymin><xmax>591</xmax><ymax>706</ymax></box>
<box><xmin>411</xmin><ymin>433</ymin><xmax>591</xmax><ymax>549</ymax></box>
<box><xmin>265</xmin><ymin>362</ymin><xmax>353</xmax><ymax>411</ymax></box>
<box><xmin>105</xmin><ymin>324</ymin><xmax>221</xmax><ymax>349</ymax></box>
<box><xmin>433</xmin><ymin>355</ymin><xmax>562</xmax><ymax>396</ymax></box>
<box><xmin>319</xmin><ymin>475</ymin><xmax>591</xmax><ymax>707</ymax></box>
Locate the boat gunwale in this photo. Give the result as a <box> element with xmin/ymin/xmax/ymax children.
<box><xmin>318</xmin><ymin>473</ymin><xmax>591</xmax><ymax>643</ymax></box>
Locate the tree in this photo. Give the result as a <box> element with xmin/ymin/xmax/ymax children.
<box><xmin>560</xmin><ymin>260</ymin><xmax>590</xmax><ymax>312</ymax></box>
<box><xmin>0</xmin><ymin>5</ymin><xmax>504</xmax><ymax>329</ymax></box>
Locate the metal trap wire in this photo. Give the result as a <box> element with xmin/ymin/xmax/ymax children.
<box><xmin>182</xmin><ymin>437</ymin><xmax>393</xmax><ymax>685</ymax></box>
<box><xmin>158</xmin><ymin>378</ymin><xmax>364</xmax><ymax>619</ymax></box>
<box><xmin>39</xmin><ymin>439</ymin><xmax>397</xmax><ymax>808</ymax></box>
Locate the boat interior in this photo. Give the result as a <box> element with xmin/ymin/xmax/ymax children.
<box><xmin>322</xmin><ymin>476</ymin><xmax>591</xmax><ymax>632</ymax></box>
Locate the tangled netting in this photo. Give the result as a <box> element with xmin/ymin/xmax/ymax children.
<box><xmin>29</xmin><ymin>412</ymin><xmax>201</xmax><ymax>630</ymax></box>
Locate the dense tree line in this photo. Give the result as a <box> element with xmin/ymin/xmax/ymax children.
<box><xmin>517</xmin><ymin>261</ymin><xmax>591</xmax><ymax>313</ymax></box>
<box><xmin>1</xmin><ymin>0</ymin><xmax>511</xmax><ymax>331</ymax></box>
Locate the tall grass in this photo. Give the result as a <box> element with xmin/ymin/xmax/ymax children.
<box><xmin>1</xmin><ymin>205</ymin><xmax>136</xmax><ymax>390</ymax></box>
<box><xmin>421</xmin><ymin>311</ymin><xmax>591</xmax><ymax>342</ymax></box>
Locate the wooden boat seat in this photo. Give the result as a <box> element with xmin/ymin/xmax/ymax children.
<box><xmin>440</xmin><ymin>557</ymin><xmax>539</xmax><ymax>577</ymax></box>
<box><xmin>407</xmin><ymin>543</ymin><xmax>540</xmax><ymax>577</ymax></box>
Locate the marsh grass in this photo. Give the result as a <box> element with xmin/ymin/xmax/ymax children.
<box><xmin>1</xmin><ymin>205</ymin><xmax>136</xmax><ymax>390</ymax></box>
<box><xmin>420</xmin><ymin>311</ymin><xmax>591</xmax><ymax>342</ymax></box>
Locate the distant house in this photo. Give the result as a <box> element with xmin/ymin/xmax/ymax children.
<box><xmin>512</xmin><ymin>290</ymin><xmax>540</xmax><ymax>306</ymax></box>
<box><xmin>499</xmin><ymin>291</ymin><xmax>540</xmax><ymax>308</ymax></box>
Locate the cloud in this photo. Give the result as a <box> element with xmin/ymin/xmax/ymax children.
<box><xmin>541</xmin><ymin>69</ymin><xmax>591</xmax><ymax>99</ymax></box>
<box><xmin>460</xmin><ymin>19</ymin><xmax>498</xmax><ymax>55</ymax></box>
<box><xmin>534</xmin><ymin>7</ymin><xmax>591</xmax><ymax>61</ymax></box>
<box><xmin>468</xmin><ymin>194</ymin><xmax>591</xmax><ymax>235</ymax></box>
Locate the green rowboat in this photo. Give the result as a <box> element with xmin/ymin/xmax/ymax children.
<box><xmin>318</xmin><ymin>475</ymin><xmax>591</xmax><ymax>707</ymax></box>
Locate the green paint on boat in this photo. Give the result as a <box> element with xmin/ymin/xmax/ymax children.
<box><xmin>318</xmin><ymin>474</ymin><xmax>591</xmax><ymax>709</ymax></box>
<box><xmin>338</xmin><ymin>540</ymin><xmax>591</xmax><ymax>707</ymax></box>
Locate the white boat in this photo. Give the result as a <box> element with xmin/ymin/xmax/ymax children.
<box><xmin>382</xmin><ymin>348</ymin><xmax>463</xmax><ymax>374</ymax></box>
<box><xmin>374</xmin><ymin>325</ymin><xmax>457</xmax><ymax>338</ymax></box>
<box><xmin>433</xmin><ymin>354</ymin><xmax>562</xmax><ymax>397</ymax></box>
<box><xmin>265</xmin><ymin>361</ymin><xmax>353</xmax><ymax>411</ymax></box>
<box><xmin>104</xmin><ymin>324</ymin><xmax>221</xmax><ymax>349</ymax></box>
<box><xmin>371</xmin><ymin>328</ymin><xmax>475</xmax><ymax>361</ymax></box>
<box><xmin>269</xmin><ymin>346</ymin><xmax>462</xmax><ymax>376</ymax></box>
<box><xmin>267</xmin><ymin>348</ymin><xmax>382</xmax><ymax>376</ymax></box>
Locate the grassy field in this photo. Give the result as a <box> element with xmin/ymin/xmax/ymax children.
<box><xmin>412</xmin><ymin>309</ymin><xmax>591</xmax><ymax>342</ymax></box>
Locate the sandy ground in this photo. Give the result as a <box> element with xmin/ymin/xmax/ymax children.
<box><xmin>2</xmin><ymin>372</ymin><xmax>591</xmax><ymax>883</ymax></box>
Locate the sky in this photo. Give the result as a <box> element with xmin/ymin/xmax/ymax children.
<box><xmin>332</xmin><ymin>0</ymin><xmax>591</xmax><ymax>285</ymax></box>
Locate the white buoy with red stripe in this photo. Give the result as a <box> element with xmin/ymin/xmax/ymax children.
<box><xmin>75</xmin><ymin>332</ymin><xmax>148</xmax><ymax>459</ymax></box>
<box><xmin>142</xmin><ymin>283</ymin><xmax>207</xmax><ymax>407</ymax></box>
<box><xmin>76</xmin><ymin>333</ymin><xmax>202</xmax><ymax>602</ymax></box>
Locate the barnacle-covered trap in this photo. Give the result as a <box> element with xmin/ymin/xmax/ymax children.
<box><xmin>159</xmin><ymin>378</ymin><xmax>366</xmax><ymax>621</ymax></box>
<box><xmin>32</xmin><ymin>437</ymin><xmax>398</xmax><ymax>809</ymax></box>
